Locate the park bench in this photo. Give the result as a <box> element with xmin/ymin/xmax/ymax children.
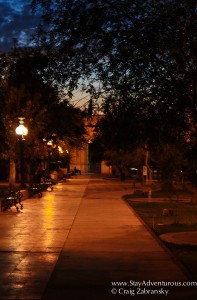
<box><xmin>41</xmin><ymin>178</ymin><xmax>53</xmax><ymax>191</ymax></box>
<box><xmin>2</xmin><ymin>190</ymin><xmax>23</xmax><ymax>211</ymax></box>
<box><xmin>28</xmin><ymin>183</ymin><xmax>43</xmax><ymax>198</ymax></box>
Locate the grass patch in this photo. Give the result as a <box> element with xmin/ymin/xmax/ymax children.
<box><xmin>130</xmin><ymin>187</ymin><xmax>193</xmax><ymax>200</ymax></box>
<box><xmin>126</xmin><ymin>200</ymin><xmax>197</xmax><ymax>234</ymax></box>
<box><xmin>126</xmin><ymin>197</ymin><xmax>197</xmax><ymax>278</ymax></box>
<box><xmin>167</xmin><ymin>244</ymin><xmax>197</xmax><ymax>278</ymax></box>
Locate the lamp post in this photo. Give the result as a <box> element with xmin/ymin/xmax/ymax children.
<box><xmin>15</xmin><ymin>118</ymin><xmax>28</xmax><ymax>189</ymax></box>
<box><xmin>87</xmin><ymin>139</ymin><xmax>92</xmax><ymax>174</ymax></box>
<box><xmin>66</xmin><ymin>149</ymin><xmax>70</xmax><ymax>174</ymax></box>
<box><xmin>46</xmin><ymin>140</ymin><xmax>54</xmax><ymax>175</ymax></box>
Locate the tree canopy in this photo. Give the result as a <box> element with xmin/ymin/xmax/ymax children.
<box><xmin>0</xmin><ymin>48</ymin><xmax>85</xmax><ymax>184</ymax></box>
<box><xmin>31</xmin><ymin>0</ymin><xmax>197</xmax><ymax>184</ymax></box>
<box><xmin>32</xmin><ymin>0</ymin><xmax>197</xmax><ymax>114</ymax></box>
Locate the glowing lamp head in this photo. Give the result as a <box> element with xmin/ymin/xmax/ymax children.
<box><xmin>15</xmin><ymin>118</ymin><xmax>28</xmax><ymax>136</ymax></box>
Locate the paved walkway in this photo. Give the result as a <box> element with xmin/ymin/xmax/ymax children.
<box><xmin>0</xmin><ymin>175</ymin><xmax>196</xmax><ymax>300</ymax></box>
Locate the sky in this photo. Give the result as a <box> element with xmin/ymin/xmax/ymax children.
<box><xmin>0</xmin><ymin>0</ymin><xmax>40</xmax><ymax>52</ymax></box>
<box><xmin>0</xmin><ymin>0</ymin><xmax>94</xmax><ymax>108</ymax></box>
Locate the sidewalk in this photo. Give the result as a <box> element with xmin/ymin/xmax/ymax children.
<box><xmin>0</xmin><ymin>175</ymin><xmax>196</xmax><ymax>300</ymax></box>
<box><xmin>42</xmin><ymin>175</ymin><xmax>197</xmax><ymax>300</ymax></box>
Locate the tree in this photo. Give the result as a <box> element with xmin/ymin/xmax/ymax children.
<box><xmin>0</xmin><ymin>48</ymin><xmax>85</xmax><ymax>186</ymax></box>
<box><xmin>92</xmin><ymin>90</ymin><xmax>190</xmax><ymax>185</ymax></box>
<box><xmin>32</xmin><ymin>0</ymin><xmax>196</xmax><ymax>112</ymax></box>
<box><xmin>31</xmin><ymin>0</ymin><xmax>197</xmax><ymax>186</ymax></box>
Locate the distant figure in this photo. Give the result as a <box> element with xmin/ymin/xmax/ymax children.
<box><xmin>35</xmin><ymin>167</ymin><xmax>43</xmax><ymax>183</ymax></box>
<box><xmin>73</xmin><ymin>166</ymin><xmax>81</xmax><ymax>175</ymax></box>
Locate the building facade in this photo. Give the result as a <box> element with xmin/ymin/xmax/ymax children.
<box><xmin>69</xmin><ymin>115</ymin><xmax>110</xmax><ymax>175</ymax></box>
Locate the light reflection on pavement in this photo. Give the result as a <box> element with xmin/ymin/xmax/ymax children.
<box><xmin>0</xmin><ymin>179</ymin><xmax>88</xmax><ymax>299</ymax></box>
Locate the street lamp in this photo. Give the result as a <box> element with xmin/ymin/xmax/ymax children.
<box><xmin>46</xmin><ymin>140</ymin><xmax>54</xmax><ymax>175</ymax></box>
<box><xmin>66</xmin><ymin>149</ymin><xmax>70</xmax><ymax>174</ymax></box>
<box><xmin>15</xmin><ymin>118</ymin><xmax>28</xmax><ymax>189</ymax></box>
<box><xmin>87</xmin><ymin>139</ymin><xmax>92</xmax><ymax>174</ymax></box>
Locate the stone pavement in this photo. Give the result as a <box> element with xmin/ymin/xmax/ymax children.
<box><xmin>0</xmin><ymin>175</ymin><xmax>196</xmax><ymax>300</ymax></box>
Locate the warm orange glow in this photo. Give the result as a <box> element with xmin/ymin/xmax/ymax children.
<box><xmin>15</xmin><ymin>118</ymin><xmax>28</xmax><ymax>136</ymax></box>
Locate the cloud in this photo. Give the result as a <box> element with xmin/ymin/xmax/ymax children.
<box><xmin>0</xmin><ymin>0</ymin><xmax>41</xmax><ymax>51</ymax></box>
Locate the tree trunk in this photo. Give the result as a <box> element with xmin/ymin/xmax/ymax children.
<box><xmin>145</xmin><ymin>146</ymin><xmax>152</xmax><ymax>185</ymax></box>
<box><xmin>9</xmin><ymin>159</ymin><xmax>16</xmax><ymax>190</ymax></box>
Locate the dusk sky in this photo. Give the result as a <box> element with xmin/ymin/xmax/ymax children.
<box><xmin>0</xmin><ymin>0</ymin><xmax>90</xmax><ymax>106</ymax></box>
<box><xmin>0</xmin><ymin>0</ymin><xmax>40</xmax><ymax>52</ymax></box>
